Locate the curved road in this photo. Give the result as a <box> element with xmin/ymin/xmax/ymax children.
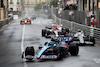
<box><xmin>0</xmin><ymin>17</ymin><xmax>100</xmax><ymax>67</ymax></box>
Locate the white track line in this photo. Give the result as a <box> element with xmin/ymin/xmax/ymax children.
<box><xmin>21</xmin><ymin>25</ymin><xmax>28</xmax><ymax>67</ymax></box>
<box><xmin>93</xmin><ymin>58</ymin><xmax>100</xmax><ymax>63</ymax></box>
<box><xmin>21</xmin><ymin>25</ymin><xmax>25</xmax><ymax>53</ymax></box>
<box><xmin>24</xmin><ymin>61</ymin><xmax>28</xmax><ymax>67</ymax></box>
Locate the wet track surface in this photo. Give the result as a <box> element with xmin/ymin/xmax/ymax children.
<box><xmin>0</xmin><ymin>17</ymin><xmax>100</xmax><ymax>67</ymax></box>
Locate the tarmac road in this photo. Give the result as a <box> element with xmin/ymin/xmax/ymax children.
<box><xmin>0</xmin><ymin>17</ymin><xmax>100</xmax><ymax>67</ymax></box>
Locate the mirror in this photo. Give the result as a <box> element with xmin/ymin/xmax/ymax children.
<box><xmin>38</xmin><ymin>44</ymin><xmax>43</xmax><ymax>49</ymax></box>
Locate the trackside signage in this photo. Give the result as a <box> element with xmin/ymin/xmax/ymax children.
<box><xmin>13</xmin><ymin>15</ymin><xmax>18</xmax><ymax>19</ymax></box>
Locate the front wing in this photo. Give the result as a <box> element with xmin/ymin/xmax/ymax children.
<box><xmin>25</xmin><ymin>55</ymin><xmax>57</xmax><ymax>59</ymax></box>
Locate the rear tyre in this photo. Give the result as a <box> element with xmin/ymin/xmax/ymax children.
<box><xmin>20</xmin><ymin>21</ymin><xmax>25</xmax><ymax>25</ymax></box>
<box><xmin>42</xmin><ymin>29</ymin><xmax>46</xmax><ymax>36</ymax></box>
<box><xmin>29</xmin><ymin>21</ymin><xmax>31</xmax><ymax>24</ymax></box>
<box><xmin>90</xmin><ymin>36</ymin><xmax>95</xmax><ymax>46</ymax></box>
<box><xmin>27</xmin><ymin>21</ymin><xmax>31</xmax><ymax>24</ymax></box>
<box><xmin>69</xmin><ymin>43</ymin><xmax>79</xmax><ymax>55</ymax></box>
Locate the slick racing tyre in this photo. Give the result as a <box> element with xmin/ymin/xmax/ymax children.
<box><xmin>27</xmin><ymin>20</ymin><xmax>31</xmax><ymax>24</ymax></box>
<box><xmin>20</xmin><ymin>21</ymin><xmax>25</xmax><ymax>25</ymax></box>
<box><xmin>42</xmin><ymin>29</ymin><xmax>46</xmax><ymax>36</ymax></box>
<box><xmin>53</xmin><ymin>47</ymin><xmax>62</xmax><ymax>60</ymax></box>
<box><xmin>45</xmin><ymin>31</ymin><xmax>50</xmax><ymax>38</ymax></box>
<box><xmin>90</xmin><ymin>36</ymin><xmax>95</xmax><ymax>46</ymax></box>
<box><xmin>69</xmin><ymin>43</ymin><xmax>79</xmax><ymax>55</ymax></box>
<box><xmin>25</xmin><ymin>46</ymin><xmax>35</xmax><ymax>56</ymax></box>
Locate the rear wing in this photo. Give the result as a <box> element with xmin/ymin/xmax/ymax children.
<box><xmin>52</xmin><ymin>37</ymin><xmax>73</xmax><ymax>41</ymax></box>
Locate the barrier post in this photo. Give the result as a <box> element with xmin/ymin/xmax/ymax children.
<box><xmin>55</xmin><ymin>14</ymin><xmax>56</xmax><ymax>23</ymax></box>
<box><xmin>59</xmin><ymin>13</ymin><xmax>61</xmax><ymax>24</ymax></box>
<box><xmin>71</xmin><ymin>22</ymin><xmax>73</xmax><ymax>31</ymax></box>
<box><xmin>90</xmin><ymin>26</ymin><xmax>94</xmax><ymax>36</ymax></box>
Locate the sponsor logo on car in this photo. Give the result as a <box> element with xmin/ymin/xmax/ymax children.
<box><xmin>41</xmin><ymin>55</ymin><xmax>57</xmax><ymax>59</ymax></box>
<box><xmin>55</xmin><ymin>37</ymin><xmax>72</xmax><ymax>41</ymax></box>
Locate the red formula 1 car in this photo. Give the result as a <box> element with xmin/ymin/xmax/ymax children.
<box><xmin>20</xmin><ymin>18</ymin><xmax>31</xmax><ymax>24</ymax></box>
<box><xmin>42</xmin><ymin>24</ymin><xmax>69</xmax><ymax>38</ymax></box>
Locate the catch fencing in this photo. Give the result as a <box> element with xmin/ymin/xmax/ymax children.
<box><xmin>52</xmin><ymin>8</ymin><xmax>100</xmax><ymax>28</ymax></box>
<box><xmin>52</xmin><ymin>14</ymin><xmax>100</xmax><ymax>41</ymax></box>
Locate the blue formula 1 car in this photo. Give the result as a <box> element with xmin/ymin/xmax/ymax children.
<box><xmin>22</xmin><ymin>38</ymin><xmax>79</xmax><ymax>60</ymax></box>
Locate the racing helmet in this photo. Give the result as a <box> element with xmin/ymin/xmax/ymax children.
<box><xmin>49</xmin><ymin>42</ymin><xmax>54</xmax><ymax>46</ymax></box>
<box><xmin>78</xmin><ymin>29</ymin><xmax>81</xmax><ymax>32</ymax></box>
<box><xmin>51</xmin><ymin>36</ymin><xmax>55</xmax><ymax>39</ymax></box>
<box><xmin>55</xmin><ymin>39</ymin><xmax>59</xmax><ymax>42</ymax></box>
<box><xmin>51</xmin><ymin>36</ymin><xmax>55</xmax><ymax>41</ymax></box>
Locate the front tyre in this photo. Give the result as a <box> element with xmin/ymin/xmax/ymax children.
<box><xmin>25</xmin><ymin>46</ymin><xmax>35</xmax><ymax>56</ymax></box>
<box><xmin>25</xmin><ymin>46</ymin><xmax>35</xmax><ymax>60</ymax></box>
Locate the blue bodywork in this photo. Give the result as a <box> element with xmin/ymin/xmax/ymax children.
<box><xmin>54</xmin><ymin>37</ymin><xmax>72</xmax><ymax>41</ymax></box>
<box><xmin>36</xmin><ymin>41</ymin><xmax>63</xmax><ymax>59</ymax></box>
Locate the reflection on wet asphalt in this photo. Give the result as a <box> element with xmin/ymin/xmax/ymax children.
<box><xmin>0</xmin><ymin>17</ymin><xmax>100</xmax><ymax>67</ymax></box>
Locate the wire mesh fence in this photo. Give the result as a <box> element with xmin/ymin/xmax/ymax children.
<box><xmin>51</xmin><ymin>8</ymin><xmax>100</xmax><ymax>28</ymax></box>
<box><xmin>52</xmin><ymin>14</ymin><xmax>100</xmax><ymax>41</ymax></box>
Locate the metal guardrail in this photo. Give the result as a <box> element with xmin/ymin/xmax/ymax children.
<box><xmin>0</xmin><ymin>17</ymin><xmax>13</xmax><ymax>29</ymax></box>
<box><xmin>52</xmin><ymin>14</ymin><xmax>100</xmax><ymax>41</ymax></box>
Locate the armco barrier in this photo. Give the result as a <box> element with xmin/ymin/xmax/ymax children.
<box><xmin>52</xmin><ymin>14</ymin><xmax>100</xmax><ymax>41</ymax></box>
<box><xmin>0</xmin><ymin>17</ymin><xmax>13</xmax><ymax>29</ymax></box>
